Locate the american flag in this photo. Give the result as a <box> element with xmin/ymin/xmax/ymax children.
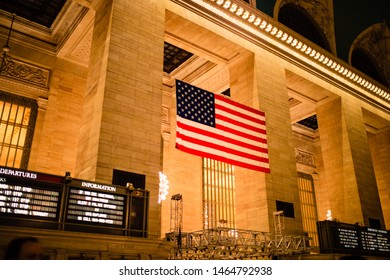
<box><xmin>175</xmin><ymin>80</ymin><xmax>270</xmax><ymax>173</ymax></box>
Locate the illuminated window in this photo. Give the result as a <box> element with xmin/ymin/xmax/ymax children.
<box><xmin>297</xmin><ymin>172</ymin><xmax>319</xmax><ymax>248</ymax></box>
<box><xmin>0</xmin><ymin>91</ymin><xmax>37</xmax><ymax>168</ymax></box>
<box><xmin>202</xmin><ymin>158</ymin><xmax>236</xmax><ymax>229</ymax></box>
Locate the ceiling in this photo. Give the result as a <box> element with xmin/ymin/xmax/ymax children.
<box><xmin>256</xmin><ymin>0</ymin><xmax>390</xmax><ymax>62</ymax></box>
<box><xmin>0</xmin><ymin>0</ymin><xmax>67</xmax><ymax>28</ymax></box>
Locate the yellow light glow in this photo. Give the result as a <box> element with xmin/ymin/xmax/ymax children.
<box><xmin>230</xmin><ymin>3</ymin><xmax>237</xmax><ymax>12</ymax></box>
<box><xmin>291</xmin><ymin>39</ymin><xmax>298</xmax><ymax>46</ymax></box>
<box><xmin>242</xmin><ymin>11</ymin><xmax>250</xmax><ymax>19</ymax></box>
<box><xmin>271</xmin><ymin>27</ymin><xmax>278</xmax><ymax>35</ymax></box>
<box><xmin>281</xmin><ymin>33</ymin><xmax>288</xmax><ymax>41</ymax></box>
<box><xmin>265</xmin><ymin>24</ymin><xmax>273</xmax><ymax>32</ymax></box>
<box><xmin>236</xmin><ymin>7</ymin><xmax>244</xmax><ymax>16</ymax></box>
<box><xmin>248</xmin><ymin>14</ymin><xmax>256</xmax><ymax>23</ymax></box>
<box><xmin>223</xmin><ymin>1</ymin><xmax>231</xmax><ymax>9</ymax></box>
<box><xmin>254</xmin><ymin>18</ymin><xmax>261</xmax><ymax>26</ymax></box>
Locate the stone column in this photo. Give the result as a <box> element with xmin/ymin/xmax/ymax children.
<box><xmin>75</xmin><ymin>0</ymin><xmax>166</xmax><ymax>238</ymax></box>
<box><xmin>28</xmin><ymin>59</ymin><xmax>86</xmax><ymax>175</ymax></box>
<box><xmin>368</xmin><ymin>129</ymin><xmax>390</xmax><ymax>229</ymax></box>
<box><xmin>230</xmin><ymin>52</ymin><xmax>303</xmax><ymax>235</ymax></box>
<box><xmin>316</xmin><ymin>98</ymin><xmax>384</xmax><ymax>227</ymax></box>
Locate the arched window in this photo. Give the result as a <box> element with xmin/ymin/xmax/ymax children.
<box><xmin>351</xmin><ymin>48</ymin><xmax>388</xmax><ymax>87</ymax></box>
<box><xmin>278</xmin><ymin>4</ymin><xmax>331</xmax><ymax>52</ymax></box>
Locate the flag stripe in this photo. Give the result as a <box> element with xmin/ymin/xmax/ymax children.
<box><xmin>215</xmin><ymin>94</ymin><xmax>265</xmax><ymax>118</ymax></box>
<box><xmin>175</xmin><ymin>137</ymin><xmax>270</xmax><ymax>168</ymax></box>
<box><xmin>176</xmin><ymin>143</ymin><xmax>271</xmax><ymax>173</ymax></box>
<box><xmin>215</xmin><ymin>103</ymin><xmax>266</xmax><ymax>126</ymax></box>
<box><xmin>178</xmin><ymin>117</ymin><xmax>268</xmax><ymax>148</ymax></box>
<box><xmin>216</xmin><ymin>123</ymin><xmax>268</xmax><ymax>144</ymax></box>
<box><xmin>217</xmin><ymin>114</ymin><xmax>266</xmax><ymax>135</ymax></box>
<box><xmin>177</xmin><ymin>125</ymin><xmax>268</xmax><ymax>160</ymax></box>
<box><xmin>176</xmin><ymin>132</ymin><xmax>269</xmax><ymax>163</ymax></box>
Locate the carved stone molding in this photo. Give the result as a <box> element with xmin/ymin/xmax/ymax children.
<box><xmin>1</xmin><ymin>56</ymin><xmax>50</xmax><ymax>88</ymax></box>
<box><xmin>295</xmin><ymin>148</ymin><xmax>315</xmax><ymax>167</ymax></box>
<box><xmin>161</xmin><ymin>106</ymin><xmax>171</xmax><ymax>142</ymax></box>
<box><xmin>352</xmin><ymin>22</ymin><xmax>390</xmax><ymax>87</ymax></box>
<box><xmin>162</xmin><ymin>106</ymin><xmax>170</xmax><ymax>125</ymax></box>
<box><xmin>37</xmin><ymin>97</ymin><xmax>49</xmax><ymax>111</ymax></box>
<box><xmin>278</xmin><ymin>0</ymin><xmax>335</xmax><ymax>54</ymax></box>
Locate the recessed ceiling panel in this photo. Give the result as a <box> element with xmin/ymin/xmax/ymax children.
<box><xmin>0</xmin><ymin>0</ymin><xmax>67</xmax><ymax>28</ymax></box>
<box><xmin>164</xmin><ymin>41</ymin><xmax>193</xmax><ymax>74</ymax></box>
<box><xmin>297</xmin><ymin>115</ymin><xmax>318</xmax><ymax>130</ymax></box>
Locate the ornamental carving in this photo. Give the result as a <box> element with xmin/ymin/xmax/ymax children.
<box><xmin>161</xmin><ymin>106</ymin><xmax>171</xmax><ymax>142</ymax></box>
<box><xmin>353</xmin><ymin>22</ymin><xmax>390</xmax><ymax>87</ymax></box>
<box><xmin>1</xmin><ymin>55</ymin><xmax>49</xmax><ymax>87</ymax></box>
<box><xmin>278</xmin><ymin>0</ymin><xmax>335</xmax><ymax>53</ymax></box>
<box><xmin>161</xmin><ymin>106</ymin><xmax>170</xmax><ymax>125</ymax></box>
<box><xmin>295</xmin><ymin>148</ymin><xmax>315</xmax><ymax>167</ymax></box>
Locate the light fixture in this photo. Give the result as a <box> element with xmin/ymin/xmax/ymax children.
<box><xmin>158</xmin><ymin>171</ymin><xmax>169</xmax><ymax>203</ymax></box>
<box><xmin>326</xmin><ymin>210</ymin><xmax>332</xmax><ymax>221</ymax></box>
<box><xmin>1</xmin><ymin>14</ymin><xmax>16</xmax><ymax>75</ymax></box>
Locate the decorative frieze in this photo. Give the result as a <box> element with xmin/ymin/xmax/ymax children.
<box><xmin>1</xmin><ymin>56</ymin><xmax>49</xmax><ymax>88</ymax></box>
<box><xmin>161</xmin><ymin>106</ymin><xmax>171</xmax><ymax>142</ymax></box>
<box><xmin>295</xmin><ymin>148</ymin><xmax>315</xmax><ymax>167</ymax></box>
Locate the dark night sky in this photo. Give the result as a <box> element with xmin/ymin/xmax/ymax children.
<box><xmin>256</xmin><ymin>0</ymin><xmax>390</xmax><ymax>62</ymax></box>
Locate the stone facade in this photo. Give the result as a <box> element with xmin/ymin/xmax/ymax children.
<box><xmin>0</xmin><ymin>0</ymin><xmax>389</xmax><ymax>259</ymax></box>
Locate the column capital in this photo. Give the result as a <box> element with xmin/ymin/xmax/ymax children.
<box><xmin>37</xmin><ymin>96</ymin><xmax>48</xmax><ymax>111</ymax></box>
<box><xmin>72</xmin><ymin>0</ymin><xmax>107</xmax><ymax>10</ymax></box>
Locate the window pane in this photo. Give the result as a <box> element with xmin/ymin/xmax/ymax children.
<box><xmin>22</xmin><ymin>108</ymin><xmax>31</xmax><ymax>126</ymax></box>
<box><xmin>9</xmin><ymin>104</ymin><xmax>18</xmax><ymax>123</ymax></box>
<box><xmin>14</xmin><ymin>149</ymin><xmax>23</xmax><ymax>168</ymax></box>
<box><xmin>0</xmin><ymin>91</ymin><xmax>37</xmax><ymax>168</ymax></box>
<box><xmin>0</xmin><ymin>146</ymin><xmax>9</xmax><ymax>165</ymax></box>
<box><xmin>6</xmin><ymin>147</ymin><xmax>16</xmax><ymax>166</ymax></box>
<box><xmin>297</xmin><ymin>173</ymin><xmax>319</xmax><ymax>249</ymax></box>
<box><xmin>15</xmin><ymin>107</ymin><xmax>25</xmax><ymax>124</ymax></box>
<box><xmin>1</xmin><ymin>103</ymin><xmax>11</xmax><ymax>121</ymax></box>
<box><xmin>11</xmin><ymin>126</ymin><xmax>21</xmax><ymax>145</ymax></box>
<box><xmin>202</xmin><ymin>158</ymin><xmax>236</xmax><ymax>229</ymax></box>
<box><xmin>18</xmin><ymin>128</ymin><xmax>27</xmax><ymax>146</ymax></box>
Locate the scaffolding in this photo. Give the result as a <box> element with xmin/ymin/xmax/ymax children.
<box><xmin>166</xmin><ymin>208</ymin><xmax>311</xmax><ymax>259</ymax></box>
<box><xmin>170</xmin><ymin>193</ymin><xmax>183</xmax><ymax>232</ymax></box>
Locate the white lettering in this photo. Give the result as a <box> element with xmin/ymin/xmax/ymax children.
<box><xmin>80</xmin><ymin>182</ymin><xmax>116</xmax><ymax>192</ymax></box>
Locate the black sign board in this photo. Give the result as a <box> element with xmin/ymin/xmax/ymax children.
<box><xmin>65</xmin><ymin>179</ymin><xmax>127</xmax><ymax>228</ymax></box>
<box><xmin>0</xmin><ymin>184</ymin><xmax>59</xmax><ymax>219</ymax></box>
<box><xmin>0</xmin><ymin>167</ymin><xmax>63</xmax><ymax>229</ymax></box>
<box><xmin>317</xmin><ymin>220</ymin><xmax>390</xmax><ymax>257</ymax></box>
<box><xmin>0</xmin><ymin>166</ymin><xmax>149</xmax><ymax>237</ymax></box>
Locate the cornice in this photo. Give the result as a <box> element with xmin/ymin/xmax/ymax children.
<box><xmin>171</xmin><ymin>0</ymin><xmax>390</xmax><ymax>113</ymax></box>
<box><xmin>0</xmin><ymin>2</ymin><xmax>89</xmax><ymax>56</ymax></box>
